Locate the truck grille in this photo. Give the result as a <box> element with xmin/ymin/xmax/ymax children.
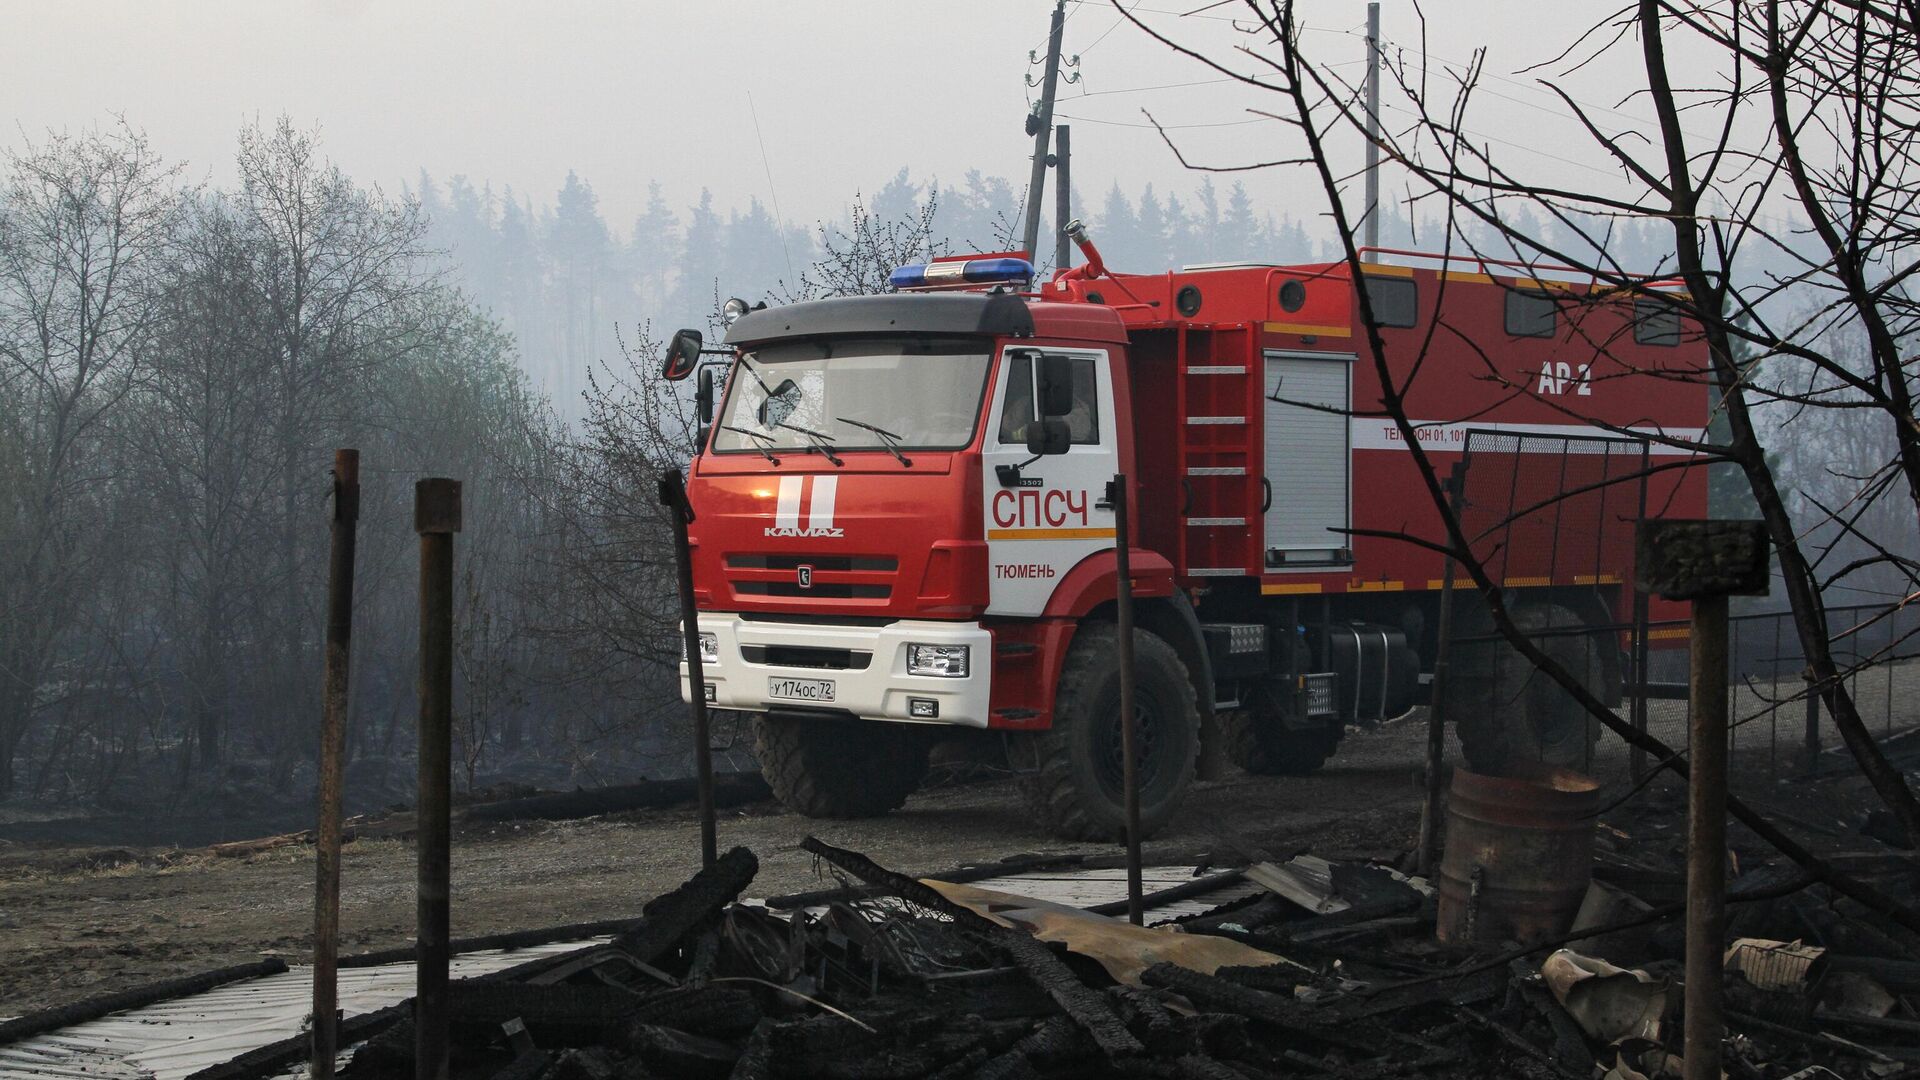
<box><xmin>724</xmin><ymin>554</ymin><xmax>899</xmax><ymax>604</ymax></box>
<box><xmin>740</xmin><ymin>645</ymin><xmax>873</xmax><ymax>670</ymax></box>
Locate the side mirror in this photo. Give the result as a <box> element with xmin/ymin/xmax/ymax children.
<box><xmin>1035</xmin><ymin>353</ymin><xmax>1075</xmax><ymax>418</ymax></box>
<box><xmin>757</xmin><ymin>378</ymin><xmax>801</xmax><ymax>429</ymax></box>
<box><xmin>662</xmin><ymin>329</ymin><xmax>703</xmax><ymax>381</ymax></box>
<box><xmin>1026</xmin><ymin>417</ymin><xmax>1072</xmax><ymax>456</ymax></box>
<box><xmin>696</xmin><ymin>367</ymin><xmax>716</xmax><ymax>426</ymax></box>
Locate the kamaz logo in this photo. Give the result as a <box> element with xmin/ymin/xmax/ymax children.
<box><xmin>796</xmin><ymin>565</ymin><xmax>814</xmax><ymax>588</ymax></box>
<box><xmin>764</xmin><ymin>475</ymin><xmax>843</xmax><ymax>538</ymax></box>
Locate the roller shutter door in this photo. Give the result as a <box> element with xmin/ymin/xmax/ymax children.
<box><xmin>1263</xmin><ymin>351</ymin><xmax>1352</xmax><ymax>562</ymax></box>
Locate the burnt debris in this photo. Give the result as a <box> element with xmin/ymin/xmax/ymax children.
<box><xmin>86</xmin><ymin>828</ymin><xmax>1909</xmax><ymax>1080</ymax></box>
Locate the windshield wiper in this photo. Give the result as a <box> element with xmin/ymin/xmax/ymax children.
<box><xmin>736</xmin><ymin>354</ymin><xmax>777</xmax><ymax>398</ymax></box>
<box><xmin>776</xmin><ymin>422</ymin><xmax>844</xmax><ymax>467</ymax></box>
<box><xmin>836</xmin><ymin>416</ymin><xmax>912</xmax><ymax>467</ymax></box>
<box><xmin>721</xmin><ymin>425</ymin><xmax>782</xmax><ymax>465</ymax></box>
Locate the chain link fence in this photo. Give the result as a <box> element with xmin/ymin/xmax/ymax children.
<box><xmin>1364</xmin><ymin>429</ymin><xmax>1920</xmax><ymax>793</ymax></box>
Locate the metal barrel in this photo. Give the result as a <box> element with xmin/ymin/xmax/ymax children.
<box><xmin>1435</xmin><ymin>766</ymin><xmax>1599</xmax><ymax>947</ymax></box>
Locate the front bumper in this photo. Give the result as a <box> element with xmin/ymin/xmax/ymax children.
<box><xmin>679</xmin><ymin>615</ymin><xmax>994</xmax><ymax>727</ymax></box>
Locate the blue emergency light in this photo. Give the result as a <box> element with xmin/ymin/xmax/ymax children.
<box><xmin>889</xmin><ymin>254</ymin><xmax>1034</xmax><ymax>290</ymax></box>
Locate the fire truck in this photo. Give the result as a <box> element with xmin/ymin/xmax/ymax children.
<box><xmin>662</xmin><ymin>227</ymin><xmax>1705</xmax><ymax>841</ymax></box>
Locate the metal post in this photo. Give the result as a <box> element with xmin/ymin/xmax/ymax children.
<box><xmin>1803</xmin><ymin>675</ymin><xmax>1822</xmax><ymax>775</ymax></box>
<box><xmin>1110</xmin><ymin>475</ymin><xmax>1144</xmax><ymax>926</ymax></box>
<box><xmin>1362</xmin><ymin>2</ymin><xmax>1381</xmax><ymax>256</ymax></box>
<box><xmin>1417</xmin><ymin>470</ymin><xmax>1464</xmax><ymax>877</ymax></box>
<box><xmin>1634</xmin><ymin>519</ymin><xmax>1769</xmax><ymax>1080</ymax></box>
<box><xmin>1685</xmin><ymin>592</ymin><xmax>1730</xmax><ymax>1080</ymax></box>
<box><xmin>1021</xmin><ymin>0</ymin><xmax>1067</xmax><ymax>261</ymax></box>
<box><xmin>660</xmin><ymin>468</ymin><xmax>717</xmax><ymax>868</ymax></box>
<box><xmin>1054</xmin><ymin>125</ymin><xmax>1073</xmax><ymax>273</ymax></box>
<box><xmin>414</xmin><ymin>479</ymin><xmax>461</xmax><ymax>1080</ymax></box>
<box><xmin>1631</xmin><ymin>443</ymin><xmax>1652</xmax><ymax>783</ymax></box>
<box><xmin>311</xmin><ymin>449</ymin><xmax>359</xmax><ymax>1080</ymax></box>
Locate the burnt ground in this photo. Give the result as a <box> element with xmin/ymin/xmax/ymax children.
<box><xmin>0</xmin><ymin>706</ymin><xmax>1902</xmax><ymax>1018</ymax></box>
<box><xmin>0</xmin><ymin>723</ymin><xmax>1432</xmax><ymax>1016</ymax></box>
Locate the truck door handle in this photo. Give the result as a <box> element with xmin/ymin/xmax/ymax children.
<box><xmin>1260</xmin><ymin>477</ymin><xmax>1273</xmax><ymax>513</ymax></box>
<box><xmin>1180</xmin><ymin>479</ymin><xmax>1192</xmax><ymax>516</ymax></box>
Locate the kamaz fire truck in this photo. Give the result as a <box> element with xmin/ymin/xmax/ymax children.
<box><xmin>663</xmin><ymin>227</ymin><xmax>1705</xmax><ymax>841</ymax></box>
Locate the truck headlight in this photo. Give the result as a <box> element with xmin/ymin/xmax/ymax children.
<box><xmin>682</xmin><ymin>632</ymin><xmax>719</xmax><ymax>664</ymax></box>
<box><xmin>907</xmin><ymin>643</ymin><xmax>969</xmax><ymax>678</ymax></box>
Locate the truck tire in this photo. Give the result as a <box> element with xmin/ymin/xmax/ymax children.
<box><xmin>1222</xmin><ymin>706</ymin><xmax>1342</xmax><ymax>776</ymax></box>
<box><xmin>1447</xmin><ymin>603</ymin><xmax>1603</xmax><ymax>776</ymax></box>
<box><xmin>1021</xmin><ymin>624</ymin><xmax>1200</xmax><ymax>842</ymax></box>
<box><xmin>751</xmin><ymin>713</ymin><xmax>930</xmax><ymax>819</ymax></box>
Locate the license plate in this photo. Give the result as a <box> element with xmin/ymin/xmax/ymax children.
<box><xmin>768</xmin><ymin>676</ymin><xmax>835</xmax><ymax>703</ymax></box>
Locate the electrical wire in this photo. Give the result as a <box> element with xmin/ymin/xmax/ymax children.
<box><xmin>1053</xmin><ymin>110</ymin><xmax>1277</xmax><ymax>129</ymax></box>
<box><xmin>1077</xmin><ymin>0</ymin><xmax>1142</xmax><ymax>57</ymax></box>
<box><xmin>745</xmin><ymin>91</ymin><xmax>795</xmax><ymax>284</ymax></box>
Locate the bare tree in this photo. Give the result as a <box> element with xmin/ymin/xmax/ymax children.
<box><xmin>777</xmin><ymin>190</ymin><xmax>947</xmax><ymax>301</ymax></box>
<box><xmin>229</xmin><ymin>116</ymin><xmax>433</xmax><ymax>769</ymax></box>
<box><xmin>1117</xmin><ymin>0</ymin><xmax>1920</xmax><ymax>927</ymax></box>
<box><xmin>0</xmin><ymin>122</ymin><xmax>182</xmax><ymax>796</ymax></box>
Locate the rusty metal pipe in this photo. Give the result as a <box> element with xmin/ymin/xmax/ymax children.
<box><xmin>311</xmin><ymin>449</ymin><xmax>358</xmax><ymax>1080</ymax></box>
<box><xmin>1685</xmin><ymin>592</ymin><xmax>1730</xmax><ymax>1080</ymax></box>
<box><xmin>1418</xmin><ymin>467</ymin><xmax>1466</xmax><ymax>877</ymax></box>
<box><xmin>659</xmin><ymin>468</ymin><xmax>717</xmax><ymax>868</ymax></box>
<box><xmin>414</xmin><ymin>479</ymin><xmax>460</xmax><ymax>1080</ymax></box>
<box><xmin>1110</xmin><ymin>475</ymin><xmax>1143</xmax><ymax>926</ymax></box>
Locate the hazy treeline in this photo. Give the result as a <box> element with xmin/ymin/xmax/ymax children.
<box><xmin>1</xmin><ymin>109</ymin><xmax>1897</xmax><ymax>811</ymax></box>
<box><xmin>406</xmin><ymin>165</ymin><xmax>1440</xmax><ymax>409</ymax></box>
<box><xmin>0</xmin><ymin>118</ymin><xmax>684</xmax><ymax>807</ymax></box>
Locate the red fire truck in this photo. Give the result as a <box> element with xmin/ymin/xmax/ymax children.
<box><xmin>662</xmin><ymin>229</ymin><xmax>1705</xmax><ymax>840</ymax></box>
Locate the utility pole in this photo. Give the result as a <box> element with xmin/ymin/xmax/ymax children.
<box><xmin>1362</xmin><ymin>2</ymin><xmax>1381</xmax><ymax>257</ymax></box>
<box><xmin>1054</xmin><ymin>125</ymin><xmax>1073</xmax><ymax>272</ymax></box>
<box><xmin>1021</xmin><ymin>0</ymin><xmax>1068</xmax><ymax>261</ymax></box>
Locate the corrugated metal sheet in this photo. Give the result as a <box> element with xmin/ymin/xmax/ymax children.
<box><xmin>0</xmin><ymin>939</ymin><xmax>608</xmax><ymax>1080</ymax></box>
<box><xmin>0</xmin><ymin>864</ymin><xmax>1254</xmax><ymax>1080</ymax></box>
<box><xmin>967</xmin><ymin>866</ymin><xmax>1259</xmax><ymax>923</ymax></box>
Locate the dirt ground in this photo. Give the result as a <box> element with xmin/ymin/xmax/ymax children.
<box><xmin>0</xmin><ymin>725</ymin><xmax>1439</xmax><ymax>1016</ymax></box>
<box><xmin>3</xmin><ymin>699</ymin><xmax>1899</xmax><ymax>1019</ymax></box>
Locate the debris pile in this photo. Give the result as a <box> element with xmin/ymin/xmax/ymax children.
<box><xmin>311</xmin><ymin>828</ymin><xmax>1919</xmax><ymax>1080</ymax></box>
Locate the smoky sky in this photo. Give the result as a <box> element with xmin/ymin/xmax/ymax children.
<box><xmin>4</xmin><ymin>1</ymin><xmax>1690</xmax><ymax>233</ymax></box>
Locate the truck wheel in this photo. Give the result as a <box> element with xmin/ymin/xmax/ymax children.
<box><xmin>752</xmin><ymin>713</ymin><xmax>930</xmax><ymax>819</ymax></box>
<box><xmin>1222</xmin><ymin>706</ymin><xmax>1342</xmax><ymax>776</ymax></box>
<box><xmin>1022</xmin><ymin>624</ymin><xmax>1199</xmax><ymax>842</ymax></box>
<box><xmin>1447</xmin><ymin>603</ymin><xmax>1603</xmax><ymax>776</ymax></box>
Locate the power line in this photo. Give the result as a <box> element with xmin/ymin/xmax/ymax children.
<box><xmin>1053</xmin><ymin>110</ymin><xmax>1278</xmax><ymax>129</ymax></box>
<box><xmin>1077</xmin><ymin>0</ymin><xmax>1143</xmax><ymax>57</ymax></box>
<box><xmin>745</xmin><ymin>92</ymin><xmax>795</xmax><ymax>283</ymax></box>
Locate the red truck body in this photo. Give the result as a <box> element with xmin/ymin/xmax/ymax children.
<box><xmin>674</xmin><ymin>248</ymin><xmax>1706</xmax><ymax>835</ymax></box>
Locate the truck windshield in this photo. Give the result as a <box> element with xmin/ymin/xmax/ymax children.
<box><xmin>711</xmin><ymin>337</ymin><xmax>993</xmax><ymax>455</ymax></box>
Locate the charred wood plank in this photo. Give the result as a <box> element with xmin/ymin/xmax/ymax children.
<box><xmin>486</xmin><ymin>1050</ymin><xmax>553</xmax><ymax>1080</ymax></box>
<box><xmin>801</xmin><ymin>837</ymin><xmax>1142</xmax><ymax>1059</ymax></box>
<box><xmin>612</xmin><ymin>845</ymin><xmax>758</xmax><ymax>966</ymax></box>
<box><xmin>1084</xmin><ymin>869</ymin><xmax>1247</xmax><ymax>917</ymax></box>
<box><xmin>971</xmin><ymin>1017</ymin><xmax>1087</xmax><ymax>1080</ymax></box>
<box><xmin>188</xmin><ymin>1002</ymin><xmax>407</xmax><ymax>1080</ymax></box>
<box><xmin>626</xmin><ymin>1023</ymin><xmax>741</xmax><ymax>1079</ymax></box>
<box><xmin>728</xmin><ymin>1020</ymin><xmax>775</xmax><ymax>1080</ymax></box>
<box><xmin>764</xmin><ymin>848</ymin><xmax>1216</xmax><ymax>910</ymax></box>
<box><xmin>1138</xmin><ymin>963</ymin><xmax>1387</xmax><ymax>1058</ymax></box>
<box><xmin>339</xmin><ymin>918</ymin><xmax>644</xmax><ymax>969</ymax></box>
